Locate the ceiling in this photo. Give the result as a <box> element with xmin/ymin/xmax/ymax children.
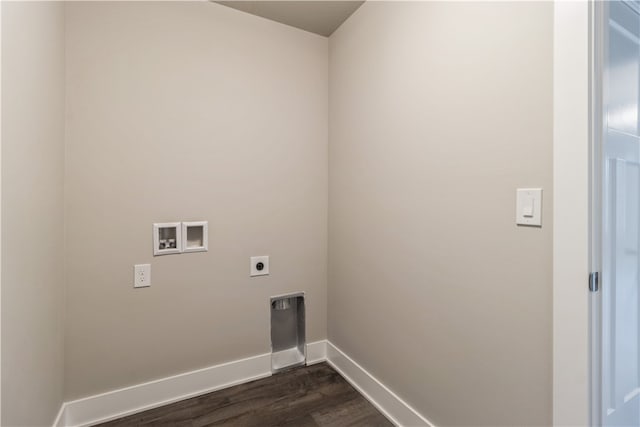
<box><xmin>215</xmin><ymin>1</ymin><xmax>365</xmax><ymax>37</ymax></box>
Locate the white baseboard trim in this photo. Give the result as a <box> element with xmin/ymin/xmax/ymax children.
<box><xmin>60</xmin><ymin>352</ymin><xmax>272</xmax><ymax>427</ymax></box>
<box><xmin>306</xmin><ymin>339</ymin><xmax>327</xmax><ymax>365</ymax></box>
<box><xmin>52</xmin><ymin>404</ymin><xmax>66</xmax><ymax>427</ymax></box>
<box><xmin>326</xmin><ymin>342</ymin><xmax>435</xmax><ymax>427</ymax></box>
<box><xmin>54</xmin><ymin>340</ymin><xmax>433</xmax><ymax>427</ymax></box>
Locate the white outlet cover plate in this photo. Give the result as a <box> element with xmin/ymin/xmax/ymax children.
<box><xmin>250</xmin><ymin>256</ymin><xmax>269</xmax><ymax>277</ymax></box>
<box><xmin>134</xmin><ymin>264</ymin><xmax>151</xmax><ymax>288</ymax></box>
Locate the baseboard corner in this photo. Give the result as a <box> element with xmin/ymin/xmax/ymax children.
<box><xmin>306</xmin><ymin>339</ymin><xmax>328</xmax><ymax>365</ymax></box>
<box><xmin>325</xmin><ymin>341</ymin><xmax>435</xmax><ymax>427</ymax></box>
<box><xmin>52</xmin><ymin>403</ymin><xmax>67</xmax><ymax>427</ymax></box>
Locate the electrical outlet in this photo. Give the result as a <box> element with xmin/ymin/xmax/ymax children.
<box><xmin>250</xmin><ymin>256</ymin><xmax>269</xmax><ymax>277</ymax></box>
<box><xmin>134</xmin><ymin>264</ymin><xmax>151</xmax><ymax>288</ymax></box>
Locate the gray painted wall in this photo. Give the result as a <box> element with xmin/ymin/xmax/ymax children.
<box><xmin>1</xmin><ymin>2</ymin><xmax>66</xmax><ymax>425</ymax></box>
<box><xmin>64</xmin><ymin>1</ymin><xmax>328</xmax><ymax>400</ymax></box>
<box><xmin>328</xmin><ymin>2</ymin><xmax>553</xmax><ymax>425</ymax></box>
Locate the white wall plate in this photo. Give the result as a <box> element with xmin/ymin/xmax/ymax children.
<box><xmin>153</xmin><ymin>222</ymin><xmax>182</xmax><ymax>256</ymax></box>
<box><xmin>134</xmin><ymin>264</ymin><xmax>151</xmax><ymax>288</ymax></box>
<box><xmin>182</xmin><ymin>221</ymin><xmax>208</xmax><ymax>253</ymax></box>
<box><xmin>250</xmin><ymin>256</ymin><xmax>269</xmax><ymax>277</ymax></box>
<box><xmin>516</xmin><ymin>188</ymin><xmax>543</xmax><ymax>227</ymax></box>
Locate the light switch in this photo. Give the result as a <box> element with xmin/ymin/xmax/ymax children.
<box><xmin>516</xmin><ymin>188</ymin><xmax>542</xmax><ymax>226</ymax></box>
<box><xmin>523</xmin><ymin>196</ymin><xmax>535</xmax><ymax>217</ymax></box>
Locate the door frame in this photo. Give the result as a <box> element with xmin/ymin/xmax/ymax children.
<box><xmin>589</xmin><ymin>1</ymin><xmax>606</xmax><ymax>425</ymax></box>
<box><xmin>553</xmin><ymin>1</ymin><xmax>592</xmax><ymax>425</ymax></box>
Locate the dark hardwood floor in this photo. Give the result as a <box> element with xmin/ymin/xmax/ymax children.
<box><xmin>96</xmin><ymin>362</ymin><xmax>393</xmax><ymax>427</ymax></box>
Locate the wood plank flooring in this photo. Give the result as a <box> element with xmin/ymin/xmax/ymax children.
<box><xmin>96</xmin><ymin>362</ymin><xmax>393</xmax><ymax>427</ymax></box>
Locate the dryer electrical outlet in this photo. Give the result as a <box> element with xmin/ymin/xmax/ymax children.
<box><xmin>250</xmin><ymin>256</ymin><xmax>269</xmax><ymax>277</ymax></box>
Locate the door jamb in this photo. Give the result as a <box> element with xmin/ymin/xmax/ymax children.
<box><xmin>552</xmin><ymin>1</ymin><xmax>591</xmax><ymax>425</ymax></box>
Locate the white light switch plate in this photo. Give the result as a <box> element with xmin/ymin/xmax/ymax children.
<box><xmin>134</xmin><ymin>264</ymin><xmax>151</xmax><ymax>288</ymax></box>
<box><xmin>250</xmin><ymin>256</ymin><xmax>269</xmax><ymax>277</ymax></box>
<box><xmin>516</xmin><ymin>188</ymin><xmax>542</xmax><ymax>227</ymax></box>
